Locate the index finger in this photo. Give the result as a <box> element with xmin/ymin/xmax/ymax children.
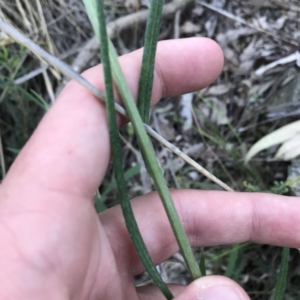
<box><xmin>100</xmin><ymin>190</ymin><xmax>300</xmax><ymax>275</ymax></box>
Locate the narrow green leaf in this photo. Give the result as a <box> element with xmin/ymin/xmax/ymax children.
<box><xmin>89</xmin><ymin>1</ymin><xmax>173</xmax><ymax>299</ymax></box>
<box><xmin>108</xmin><ymin>40</ymin><xmax>201</xmax><ymax>280</ymax></box>
<box><xmin>274</xmin><ymin>247</ymin><xmax>290</xmax><ymax>300</ymax></box>
<box><xmin>137</xmin><ymin>0</ymin><xmax>164</xmax><ymax>124</ymax></box>
<box><xmin>94</xmin><ymin>191</ymin><xmax>107</xmax><ymax>213</ymax></box>
<box><xmin>199</xmin><ymin>251</ymin><xmax>206</xmax><ymax>277</ymax></box>
<box><xmin>224</xmin><ymin>244</ymin><xmax>239</xmax><ymax>278</ymax></box>
<box><xmin>102</xmin><ymin>164</ymin><xmax>141</xmax><ymax>197</ymax></box>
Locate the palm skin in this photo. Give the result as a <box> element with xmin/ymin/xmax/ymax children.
<box><xmin>0</xmin><ymin>38</ymin><xmax>298</xmax><ymax>300</ymax></box>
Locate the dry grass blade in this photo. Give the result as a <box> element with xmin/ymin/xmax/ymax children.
<box><xmin>41</xmin><ymin>63</ymin><xmax>55</xmax><ymax>104</ymax></box>
<box><xmin>35</xmin><ymin>0</ymin><xmax>56</xmax><ymax>55</ymax></box>
<box><xmin>16</xmin><ymin>0</ymin><xmax>31</xmax><ymax>32</ymax></box>
<box><xmin>145</xmin><ymin>125</ymin><xmax>234</xmax><ymax>192</ymax></box>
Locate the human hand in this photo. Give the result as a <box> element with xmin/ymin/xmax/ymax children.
<box><xmin>0</xmin><ymin>38</ymin><xmax>299</xmax><ymax>300</ymax></box>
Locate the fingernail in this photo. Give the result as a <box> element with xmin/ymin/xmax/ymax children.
<box><xmin>200</xmin><ymin>284</ymin><xmax>243</xmax><ymax>300</ymax></box>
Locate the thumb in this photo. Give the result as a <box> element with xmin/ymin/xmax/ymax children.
<box><xmin>174</xmin><ymin>276</ymin><xmax>250</xmax><ymax>300</ymax></box>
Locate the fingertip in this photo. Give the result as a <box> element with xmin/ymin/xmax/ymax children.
<box><xmin>174</xmin><ymin>276</ymin><xmax>250</xmax><ymax>300</ymax></box>
<box><xmin>152</xmin><ymin>37</ymin><xmax>224</xmax><ymax>99</ymax></box>
<box><xmin>186</xmin><ymin>37</ymin><xmax>224</xmax><ymax>89</ymax></box>
<box><xmin>200</xmin><ymin>37</ymin><xmax>224</xmax><ymax>77</ymax></box>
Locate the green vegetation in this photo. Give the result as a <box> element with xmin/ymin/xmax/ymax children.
<box><xmin>0</xmin><ymin>44</ymin><xmax>46</xmax><ymax>180</ymax></box>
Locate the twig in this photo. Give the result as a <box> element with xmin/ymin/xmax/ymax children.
<box><xmin>145</xmin><ymin>125</ymin><xmax>234</xmax><ymax>192</ymax></box>
<box><xmin>36</xmin><ymin>0</ymin><xmax>56</xmax><ymax>55</ymax></box>
<box><xmin>16</xmin><ymin>0</ymin><xmax>32</xmax><ymax>32</ymax></box>
<box><xmin>0</xmin><ymin>19</ymin><xmax>233</xmax><ymax>192</ymax></box>
<box><xmin>22</xmin><ymin>0</ymin><xmax>38</xmax><ymax>34</ymax></box>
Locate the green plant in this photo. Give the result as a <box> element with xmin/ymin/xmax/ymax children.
<box><xmin>0</xmin><ymin>44</ymin><xmax>46</xmax><ymax>172</ymax></box>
